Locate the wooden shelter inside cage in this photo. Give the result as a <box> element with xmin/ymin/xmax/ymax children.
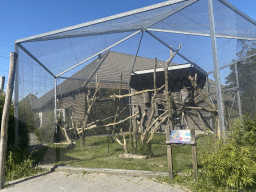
<box><xmin>130</xmin><ymin>63</ymin><xmax>210</xmax><ymax>132</ymax></box>
<box><xmin>30</xmin><ymin>51</ymin><xmax>234</xmax><ymax>137</ymax></box>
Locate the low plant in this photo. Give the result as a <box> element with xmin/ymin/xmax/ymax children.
<box><xmin>5</xmin><ymin>148</ymin><xmax>44</xmax><ymax>182</ymax></box>
<box><xmin>194</xmin><ymin>117</ymin><xmax>256</xmax><ymax>191</ymax></box>
<box><xmin>203</xmin><ymin>141</ymin><xmax>256</xmax><ymax>189</ymax></box>
<box><xmin>155</xmin><ymin>117</ymin><xmax>256</xmax><ymax>191</ymax></box>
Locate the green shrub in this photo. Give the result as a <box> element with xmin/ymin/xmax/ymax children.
<box><xmin>202</xmin><ymin>117</ymin><xmax>256</xmax><ymax>190</ymax></box>
<box><xmin>240</xmin><ymin>116</ymin><xmax>256</xmax><ymax>146</ymax></box>
<box><xmin>5</xmin><ymin>148</ymin><xmax>43</xmax><ymax>181</ymax></box>
<box><xmin>35</xmin><ymin>111</ymin><xmax>55</xmax><ymax>143</ymax></box>
<box><xmin>0</xmin><ymin>94</ymin><xmax>29</xmax><ymax>154</ymax></box>
<box><xmin>203</xmin><ymin>142</ymin><xmax>256</xmax><ymax>189</ymax></box>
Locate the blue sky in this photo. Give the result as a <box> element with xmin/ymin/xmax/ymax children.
<box><xmin>0</xmin><ymin>0</ymin><xmax>256</xmax><ymax>90</ymax></box>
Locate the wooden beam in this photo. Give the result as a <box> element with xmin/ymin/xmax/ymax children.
<box><xmin>0</xmin><ymin>52</ymin><xmax>18</xmax><ymax>189</ymax></box>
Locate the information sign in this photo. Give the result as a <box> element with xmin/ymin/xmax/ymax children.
<box><xmin>170</xmin><ymin>130</ymin><xmax>191</xmax><ymax>144</ymax></box>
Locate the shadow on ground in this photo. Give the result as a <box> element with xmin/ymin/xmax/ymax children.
<box><xmin>30</xmin><ymin>144</ymin><xmax>80</xmax><ymax>166</ymax></box>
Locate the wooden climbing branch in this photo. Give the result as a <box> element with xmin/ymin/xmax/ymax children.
<box><xmin>110</xmin><ymin>85</ymin><xmax>165</xmax><ymax>99</ymax></box>
<box><xmin>138</xmin><ymin>110</ymin><xmax>147</xmax><ymax>133</ymax></box>
<box><xmin>141</xmin><ymin>58</ymin><xmax>158</xmax><ymax>145</ymax></box>
<box><xmin>188</xmin><ymin>74</ymin><xmax>216</xmax><ymax>110</ymax></box>
<box><xmin>116</xmin><ymin>135</ymin><xmax>128</xmax><ymax>153</ymax></box>
<box><xmin>57</xmin><ymin>123</ymin><xmax>72</xmax><ymax>144</ymax></box>
<box><xmin>81</xmin><ymin>78</ymin><xmax>100</xmax><ymax>147</ymax></box>
<box><xmin>113</xmin><ymin>73</ymin><xmax>122</xmax><ymax>136</ymax></box>
<box><xmin>86</xmin><ymin>106</ymin><xmax>127</xmax><ymax>127</ymax></box>
<box><xmin>141</xmin><ymin>110</ymin><xmax>168</xmax><ymax>143</ymax></box>
<box><xmin>77</xmin><ymin>111</ymin><xmax>139</xmax><ymax>134</ymax></box>
<box><xmin>147</xmin><ymin>115</ymin><xmax>168</xmax><ymax>144</ymax></box>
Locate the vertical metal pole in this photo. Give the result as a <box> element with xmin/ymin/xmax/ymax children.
<box><xmin>14</xmin><ymin>44</ymin><xmax>19</xmax><ymax>148</ymax></box>
<box><xmin>235</xmin><ymin>63</ymin><xmax>242</xmax><ymax>117</ymax></box>
<box><xmin>129</xmin><ymin>31</ymin><xmax>144</xmax><ymax>128</ymax></box>
<box><xmin>54</xmin><ymin>78</ymin><xmax>58</xmax><ymax>142</ymax></box>
<box><xmin>131</xmin><ymin>31</ymin><xmax>144</xmax><ymax>73</ymax></box>
<box><xmin>208</xmin><ymin>0</ymin><xmax>226</xmax><ymax>139</ymax></box>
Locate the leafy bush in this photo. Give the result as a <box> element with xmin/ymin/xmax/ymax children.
<box><xmin>35</xmin><ymin>111</ymin><xmax>55</xmax><ymax>143</ymax></box>
<box><xmin>0</xmin><ymin>94</ymin><xmax>29</xmax><ymax>153</ymax></box>
<box><xmin>0</xmin><ymin>94</ymin><xmax>43</xmax><ymax>182</ymax></box>
<box><xmin>5</xmin><ymin>148</ymin><xmax>43</xmax><ymax>181</ymax></box>
<box><xmin>203</xmin><ymin>142</ymin><xmax>256</xmax><ymax>189</ymax></box>
<box><xmin>202</xmin><ymin>117</ymin><xmax>256</xmax><ymax>190</ymax></box>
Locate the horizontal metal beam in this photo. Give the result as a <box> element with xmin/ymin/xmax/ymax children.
<box><xmin>17</xmin><ymin>44</ymin><xmax>56</xmax><ymax>78</ymax></box>
<box><xmin>56</xmin><ymin>30</ymin><xmax>142</xmax><ymax>77</ymax></box>
<box><xmin>57</xmin><ymin>76</ymin><xmax>129</xmax><ymax>85</ymax></box>
<box><xmin>17</xmin><ymin>28</ymin><xmax>142</xmax><ymax>43</ymax></box>
<box><xmin>15</xmin><ymin>0</ymin><xmax>186</xmax><ymax>44</ymax></box>
<box><xmin>218</xmin><ymin>0</ymin><xmax>256</xmax><ymax>27</ymax></box>
<box><xmin>207</xmin><ymin>52</ymin><xmax>256</xmax><ymax>74</ymax></box>
<box><xmin>147</xmin><ymin>28</ymin><xmax>256</xmax><ymax>41</ymax></box>
<box><xmin>146</xmin><ymin>30</ymin><xmax>195</xmax><ymax>64</ymax></box>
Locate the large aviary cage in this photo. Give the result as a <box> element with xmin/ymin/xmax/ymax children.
<box><xmin>14</xmin><ymin>0</ymin><xmax>256</xmax><ymax>148</ymax></box>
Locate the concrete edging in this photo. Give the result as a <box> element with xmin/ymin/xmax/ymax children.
<box><xmin>38</xmin><ymin>165</ymin><xmax>169</xmax><ymax>178</ymax></box>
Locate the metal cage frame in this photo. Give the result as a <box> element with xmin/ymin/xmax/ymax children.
<box><xmin>13</xmin><ymin>0</ymin><xmax>256</xmax><ymax>145</ymax></box>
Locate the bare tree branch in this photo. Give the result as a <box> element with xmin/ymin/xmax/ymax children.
<box><xmin>77</xmin><ymin>111</ymin><xmax>139</xmax><ymax>134</ymax></box>
<box><xmin>110</xmin><ymin>85</ymin><xmax>165</xmax><ymax>99</ymax></box>
<box><xmin>188</xmin><ymin>74</ymin><xmax>216</xmax><ymax>110</ymax></box>
<box><xmin>141</xmin><ymin>110</ymin><xmax>168</xmax><ymax>143</ymax></box>
<box><xmin>116</xmin><ymin>135</ymin><xmax>128</xmax><ymax>153</ymax></box>
<box><xmin>86</xmin><ymin>106</ymin><xmax>127</xmax><ymax>127</ymax></box>
<box><xmin>147</xmin><ymin>115</ymin><xmax>168</xmax><ymax>143</ymax></box>
<box><xmin>58</xmin><ymin>123</ymin><xmax>72</xmax><ymax>144</ymax></box>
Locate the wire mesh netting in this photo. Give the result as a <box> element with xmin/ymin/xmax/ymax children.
<box><xmin>14</xmin><ymin>0</ymin><xmax>256</xmax><ymax>167</ymax></box>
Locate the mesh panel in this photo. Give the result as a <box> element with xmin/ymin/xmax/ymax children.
<box><xmin>18</xmin><ymin>48</ymin><xmax>56</xmax><ymax>144</ymax></box>
<box><xmin>21</xmin><ymin>31</ymin><xmax>136</xmax><ymax>76</ymax></box>
<box><xmin>15</xmin><ymin>0</ymin><xmax>256</xmax><ymax>167</ymax></box>
<box><xmin>213</xmin><ymin>0</ymin><xmax>256</xmax><ymax>39</ymax></box>
<box><xmin>223</xmin><ymin>91</ymin><xmax>240</xmax><ymax>130</ymax></box>
<box><xmin>150</xmin><ymin>0</ymin><xmax>210</xmax><ymax>34</ymax></box>
<box><xmin>236</xmin><ymin>54</ymin><xmax>256</xmax><ymax>118</ymax></box>
<box><xmin>27</xmin><ymin>1</ymin><xmax>185</xmax><ymax>42</ymax></box>
<box><xmin>148</xmin><ymin>30</ymin><xmax>214</xmax><ymax>71</ymax></box>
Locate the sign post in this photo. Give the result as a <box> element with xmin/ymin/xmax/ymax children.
<box><xmin>167</xmin><ymin>126</ymin><xmax>197</xmax><ymax>179</ymax></box>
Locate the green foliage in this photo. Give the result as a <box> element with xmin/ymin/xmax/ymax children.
<box><xmin>202</xmin><ymin>116</ymin><xmax>256</xmax><ymax>190</ymax></box>
<box><xmin>0</xmin><ymin>94</ymin><xmax>29</xmax><ymax>152</ymax></box>
<box><xmin>225</xmin><ymin>40</ymin><xmax>256</xmax><ymax>118</ymax></box>
<box><xmin>18</xmin><ymin>93</ymin><xmax>39</xmax><ymax>132</ymax></box>
<box><xmin>35</xmin><ymin>111</ymin><xmax>55</xmax><ymax>143</ymax></box>
<box><xmin>127</xmin><ymin>135</ymin><xmax>153</xmax><ymax>157</ymax></box>
<box><xmin>82</xmin><ymin>170</ymin><xmax>89</xmax><ymax>175</ymax></box>
<box><xmin>203</xmin><ymin>142</ymin><xmax>256</xmax><ymax>189</ymax></box>
<box><xmin>240</xmin><ymin>116</ymin><xmax>256</xmax><ymax>146</ymax></box>
<box><xmin>5</xmin><ymin>148</ymin><xmax>43</xmax><ymax>182</ymax></box>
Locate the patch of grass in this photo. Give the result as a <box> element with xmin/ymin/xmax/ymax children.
<box><xmin>34</xmin><ymin>133</ymin><xmax>211</xmax><ymax>174</ymax></box>
<box><xmin>157</xmin><ymin>172</ymin><xmax>256</xmax><ymax>192</ymax></box>
<box><xmin>82</xmin><ymin>170</ymin><xmax>89</xmax><ymax>175</ymax></box>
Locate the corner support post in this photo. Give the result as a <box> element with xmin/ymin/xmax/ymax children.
<box><xmin>208</xmin><ymin>0</ymin><xmax>226</xmax><ymax>139</ymax></box>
